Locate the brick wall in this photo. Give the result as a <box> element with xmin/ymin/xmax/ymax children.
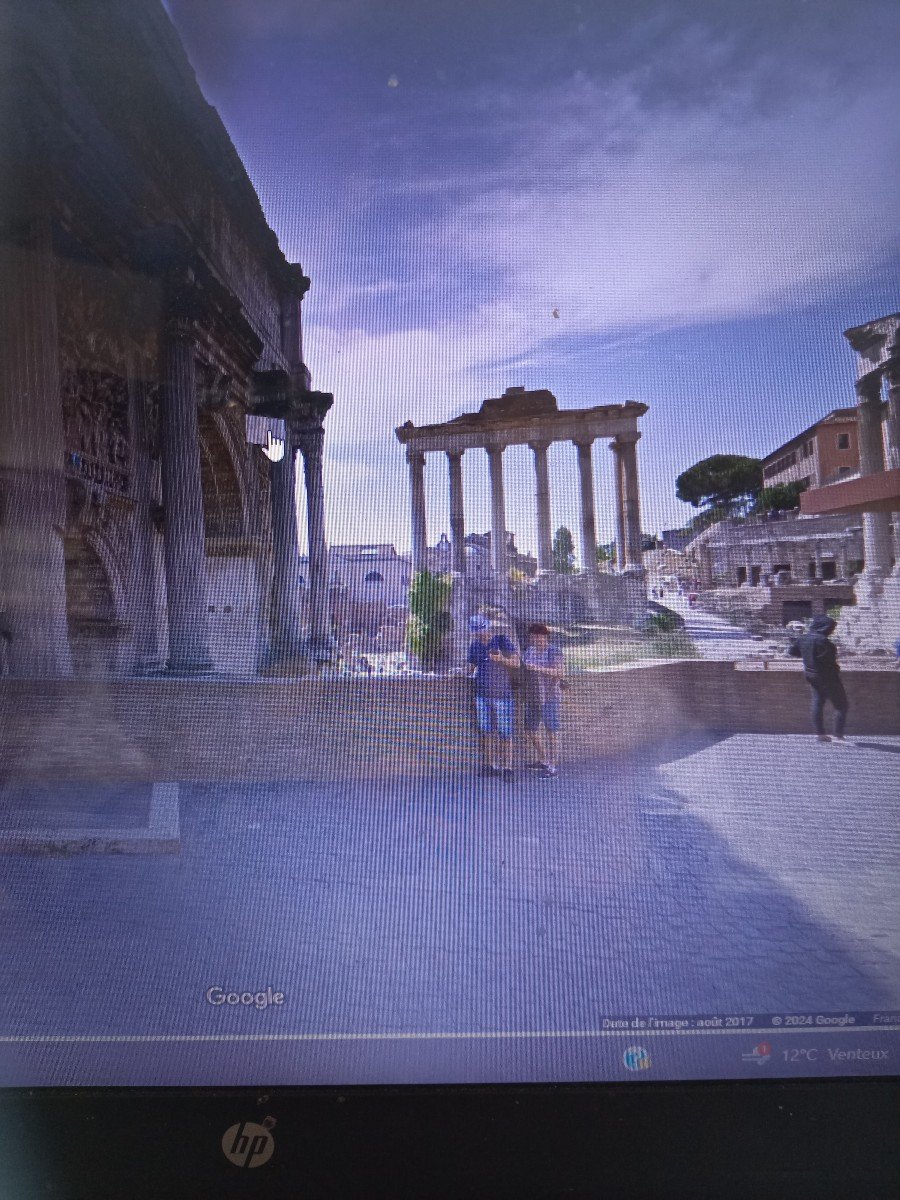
<box><xmin>1</xmin><ymin>663</ymin><xmax>897</xmax><ymax>784</ymax></box>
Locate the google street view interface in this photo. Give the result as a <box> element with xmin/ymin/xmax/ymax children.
<box><xmin>2</xmin><ymin>0</ymin><xmax>899</xmax><ymax>1091</ymax></box>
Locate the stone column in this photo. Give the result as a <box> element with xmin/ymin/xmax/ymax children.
<box><xmin>529</xmin><ymin>440</ymin><xmax>553</xmax><ymax>572</ymax></box>
<box><xmin>447</xmin><ymin>450</ymin><xmax>466</xmax><ymax>575</ymax></box>
<box><xmin>855</xmin><ymin>373</ymin><xmax>892</xmax><ymax>585</ymax></box>
<box><xmin>269</xmin><ymin>429</ymin><xmax>305</xmax><ymax>664</ymax></box>
<box><xmin>298</xmin><ymin>427</ymin><xmax>330</xmax><ymax>653</ymax></box>
<box><xmin>885</xmin><ymin>358</ymin><xmax>900</xmax><ymax>470</ymax></box>
<box><xmin>486</xmin><ymin>445</ymin><xmax>508</xmax><ymax>576</ymax></box>
<box><xmin>616</xmin><ymin>433</ymin><xmax>644</xmax><ymax>571</ymax></box>
<box><xmin>0</xmin><ymin>215</ymin><xmax>73</xmax><ymax>676</ymax></box>
<box><xmin>884</xmin><ymin>358</ymin><xmax>900</xmax><ymax>573</ymax></box>
<box><xmin>159</xmin><ymin>314</ymin><xmax>213</xmax><ymax>673</ymax></box>
<box><xmin>407</xmin><ymin>449</ymin><xmax>428</xmax><ymax>572</ymax></box>
<box><xmin>574</xmin><ymin>439</ymin><xmax>598</xmax><ymax>573</ymax></box>
<box><xmin>125</xmin><ymin>363</ymin><xmax>162</xmax><ymax>672</ymax></box>
<box><xmin>610</xmin><ymin>441</ymin><xmax>627</xmax><ymax>572</ymax></box>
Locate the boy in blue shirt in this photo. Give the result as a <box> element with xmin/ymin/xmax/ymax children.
<box><xmin>522</xmin><ymin>623</ymin><xmax>565</xmax><ymax>776</ymax></box>
<box><xmin>467</xmin><ymin>614</ymin><xmax>520</xmax><ymax>778</ymax></box>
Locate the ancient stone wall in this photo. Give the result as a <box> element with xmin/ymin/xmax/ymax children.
<box><xmin>1</xmin><ymin>662</ymin><xmax>896</xmax><ymax>785</ymax></box>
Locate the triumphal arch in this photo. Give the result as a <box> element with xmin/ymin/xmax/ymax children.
<box><xmin>0</xmin><ymin>0</ymin><xmax>331</xmax><ymax>678</ymax></box>
<box><xmin>396</xmin><ymin>387</ymin><xmax>648</xmax><ymax>630</ymax></box>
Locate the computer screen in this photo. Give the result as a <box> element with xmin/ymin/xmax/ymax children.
<box><xmin>0</xmin><ymin>0</ymin><xmax>898</xmax><ymax>1096</ymax></box>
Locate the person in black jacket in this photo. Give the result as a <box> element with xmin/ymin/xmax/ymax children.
<box><xmin>0</xmin><ymin>611</ymin><xmax>11</xmax><ymax>678</ymax></box>
<box><xmin>788</xmin><ymin>615</ymin><xmax>849</xmax><ymax>742</ymax></box>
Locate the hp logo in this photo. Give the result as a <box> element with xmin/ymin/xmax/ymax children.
<box><xmin>221</xmin><ymin>1121</ymin><xmax>275</xmax><ymax>1168</ymax></box>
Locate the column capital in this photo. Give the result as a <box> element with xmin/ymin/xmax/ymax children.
<box><xmin>445</xmin><ymin>448</ymin><xmax>464</xmax><ymax>462</ymax></box>
<box><xmin>528</xmin><ymin>438</ymin><xmax>551</xmax><ymax>453</ymax></box>
<box><xmin>612</xmin><ymin>431</ymin><xmax>641</xmax><ymax>447</ymax></box>
<box><xmin>406</xmin><ymin>447</ymin><xmax>426</xmax><ymax>466</ymax></box>
<box><xmin>855</xmin><ymin>371</ymin><xmax>883</xmax><ymax>405</ymax></box>
<box><xmin>162</xmin><ymin>312</ymin><xmax>198</xmax><ymax>345</ymax></box>
<box><xmin>572</xmin><ymin>436</ymin><xmax>595</xmax><ymax>450</ymax></box>
<box><xmin>884</xmin><ymin>356</ymin><xmax>900</xmax><ymax>389</ymax></box>
<box><xmin>250</xmin><ymin>373</ymin><xmax>333</xmax><ymax>424</ymax></box>
<box><xmin>296</xmin><ymin>426</ymin><xmax>325</xmax><ymax>462</ymax></box>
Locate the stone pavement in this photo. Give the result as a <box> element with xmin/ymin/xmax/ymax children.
<box><xmin>0</xmin><ymin>732</ymin><xmax>896</xmax><ymax>1073</ymax></box>
<box><xmin>0</xmin><ymin>782</ymin><xmax>180</xmax><ymax>854</ymax></box>
<box><xmin>666</xmin><ymin>593</ymin><xmax>763</xmax><ymax>660</ymax></box>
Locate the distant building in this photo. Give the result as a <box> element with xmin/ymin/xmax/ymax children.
<box><xmin>461</xmin><ymin>532</ymin><xmax>538</xmax><ymax>579</ymax></box>
<box><xmin>300</xmin><ymin>544</ymin><xmax>412</xmax><ymax>612</ymax></box>
<box><xmin>644</xmin><ymin>549</ymin><xmax>688</xmax><ymax>591</ymax></box>
<box><xmin>660</xmin><ymin>528</ymin><xmax>692</xmax><ymax>553</ymax></box>
<box><xmin>684</xmin><ymin>513</ymin><xmax>860</xmax><ymax>625</ymax></box>
<box><xmin>686</xmin><ymin>513</ymin><xmax>863</xmax><ymax>587</ymax></box>
<box><xmin>426</xmin><ymin>532</ymin><xmax>454</xmax><ymax>575</ymax></box>
<box><xmin>682</xmin><ymin>398</ymin><xmax>885</xmax><ymax>629</ymax></box>
<box><xmin>761</xmin><ymin>409</ymin><xmax>859</xmax><ymax>491</ymax></box>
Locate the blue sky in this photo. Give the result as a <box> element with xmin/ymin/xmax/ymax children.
<box><xmin>168</xmin><ymin>0</ymin><xmax>899</xmax><ymax>560</ymax></box>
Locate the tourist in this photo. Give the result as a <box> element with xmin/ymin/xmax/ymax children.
<box><xmin>0</xmin><ymin>609</ymin><xmax>11</xmax><ymax>678</ymax></box>
<box><xmin>788</xmin><ymin>615</ymin><xmax>849</xmax><ymax>743</ymax></box>
<box><xmin>522</xmin><ymin>623</ymin><xmax>566</xmax><ymax>777</ymax></box>
<box><xmin>467</xmin><ymin>615</ymin><xmax>520</xmax><ymax>778</ymax></box>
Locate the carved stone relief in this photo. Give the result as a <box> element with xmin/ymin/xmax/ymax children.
<box><xmin>61</xmin><ymin>366</ymin><xmax>131</xmax><ymax>495</ymax></box>
<box><xmin>56</xmin><ymin>254</ymin><xmax>160</xmax><ymax>487</ymax></box>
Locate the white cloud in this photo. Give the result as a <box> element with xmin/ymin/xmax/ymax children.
<box><xmin>301</xmin><ymin>35</ymin><xmax>899</xmax><ymax>545</ymax></box>
<box><xmin>438</xmin><ymin>75</ymin><xmax>898</xmax><ymax>339</ymax></box>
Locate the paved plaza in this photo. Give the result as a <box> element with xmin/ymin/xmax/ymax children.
<box><xmin>1</xmin><ymin>731</ymin><xmax>897</xmax><ymax>1078</ymax></box>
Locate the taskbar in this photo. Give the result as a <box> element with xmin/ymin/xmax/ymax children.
<box><xmin>0</xmin><ymin>1011</ymin><xmax>897</xmax><ymax>1086</ymax></box>
<box><xmin>590</xmin><ymin>1010</ymin><xmax>899</xmax><ymax>1081</ymax></box>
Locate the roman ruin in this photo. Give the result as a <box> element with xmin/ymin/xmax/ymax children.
<box><xmin>395</xmin><ymin>387</ymin><xmax>648</xmax><ymax>633</ymax></box>
<box><xmin>0</xmin><ymin>0</ymin><xmax>333</xmax><ymax>678</ymax></box>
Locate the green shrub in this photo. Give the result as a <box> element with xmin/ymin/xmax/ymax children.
<box><xmin>646</xmin><ymin>611</ymin><xmax>679</xmax><ymax>633</ymax></box>
<box><xmin>407</xmin><ymin>570</ymin><xmax>453</xmax><ymax>669</ymax></box>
